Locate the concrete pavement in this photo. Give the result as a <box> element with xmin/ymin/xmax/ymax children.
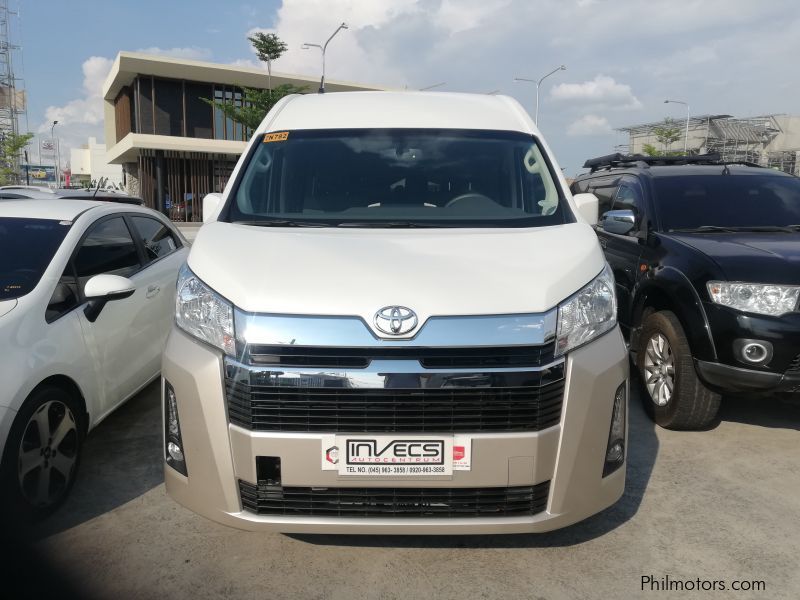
<box><xmin>16</xmin><ymin>382</ymin><xmax>800</xmax><ymax>599</ymax></box>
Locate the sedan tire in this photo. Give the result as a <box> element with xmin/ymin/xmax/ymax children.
<box><xmin>0</xmin><ymin>385</ymin><xmax>83</xmax><ymax>519</ymax></box>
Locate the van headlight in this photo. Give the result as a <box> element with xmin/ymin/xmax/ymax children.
<box><xmin>707</xmin><ymin>281</ymin><xmax>800</xmax><ymax>317</ymax></box>
<box><xmin>175</xmin><ymin>263</ymin><xmax>235</xmax><ymax>356</ymax></box>
<box><xmin>556</xmin><ymin>264</ymin><xmax>617</xmax><ymax>356</ymax></box>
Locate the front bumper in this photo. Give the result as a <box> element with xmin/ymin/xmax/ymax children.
<box><xmin>162</xmin><ymin>327</ymin><xmax>628</xmax><ymax>534</ymax></box>
<box><xmin>700</xmin><ymin>303</ymin><xmax>800</xmax><ymax>394</ymax></box>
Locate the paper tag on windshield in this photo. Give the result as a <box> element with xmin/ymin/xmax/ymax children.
<box><xmin>264</xmin><ymin>131</ymin><xmax>289</xmax><ymax>143</ymax></box>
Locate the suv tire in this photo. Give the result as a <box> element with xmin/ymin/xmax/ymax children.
<box><xmin>0</xmin><ymin>385</ymin><xmax>83</xmax><ymax>520</ymax></box>
<box><xmin>637</xmin><ymin>310</ymin><xmax>721</xmax><ymax>430</ymax></box>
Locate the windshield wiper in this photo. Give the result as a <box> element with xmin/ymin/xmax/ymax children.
<box><xmin>232</xmin><ymin>219</ymin><xmax>329</xmax><ymax>227</ymax></box>
<box><xmin>671</xmin><ymin>225</ymin><xmax>800</xmax><ymax>233</ymax></box>
<box><xmin>335</xmin><ymin>221</ymin><xmax>459</xmax><ymax>228</ymax></box>
<box><xmin>670</xmin><ymin>225</ymin><xmax>737</xmax><ymax>233</ymax></box>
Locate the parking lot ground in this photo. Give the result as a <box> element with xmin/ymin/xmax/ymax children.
<box><xmin>7</xmin><ymin>381</ymin><xmax>800</xmax><ymax>599</ymax></box>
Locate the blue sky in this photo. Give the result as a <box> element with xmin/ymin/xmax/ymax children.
<box><xmin>15</xmin><ymin>0</ymin><xmax>800</xmax><ymax>176</ymax></box>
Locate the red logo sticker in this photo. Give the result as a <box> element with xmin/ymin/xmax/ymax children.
<box><xmin>453</xmin><ymin>446</ymin><xmax>465</xmax><ymax>461</ymax></box>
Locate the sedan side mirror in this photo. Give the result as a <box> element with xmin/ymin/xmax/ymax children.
<box><xmin>83</xmin><ymin>274</ymin><xmax>135</xmax><ymax>322</ymax></box>
<box><xmin>600</xmin><ymin>209</ymin><xmax>636</xmax><ymax>236</ymax></box>
<box><xmin>572</xmin><ymin>193</ymin><xmax>599</xmax><ymax>225</ymax></box>
<box><xmin>203</xmin><ymin>192</ymin><xmax>223</xmax><ymax>223</ymax></box>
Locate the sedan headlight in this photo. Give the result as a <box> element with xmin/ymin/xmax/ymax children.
<box><xmin>556</xmin><ymin>264</ymin><xmax>617</xmax><ymax>356</ymax></box>
<box><xmin>175</xmin><ymin>263</ymin><xmax>235</xmax><ymax>356</ymax></box>
<box><xmin>707</xmin><ymin>281</ymin><xmax>800</xmax><ymax>317</ymax></box>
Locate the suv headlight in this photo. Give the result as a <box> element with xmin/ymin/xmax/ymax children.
<box><xmin>556</xmin><ymin>264</ymin><xmax>617</xmax><ymax>356</ymax></box>
<box><xmin>175</xmin><ymin>263</ymin><xmax>235</xmax><ymax>356</ymax></box>
<box><xmin>707</xmin><ymin>281</ymin><xmax>800</xmax><ymax>317</ymax></box>
<box><xmin>706</xmin><ymin>281</ymin><xmax>800</xmax><ymax>317</ymax></box>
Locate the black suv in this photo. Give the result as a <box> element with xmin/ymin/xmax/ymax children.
<box><xmin>571</xmin><ymin>154</ymin><xmax>800</xmax><ymax>429</ymax></box>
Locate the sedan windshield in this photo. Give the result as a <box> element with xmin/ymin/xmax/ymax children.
<box><xmin>0</xmin><ymin>217</ymin><xmax>70</xmax><ymax>300</ymax></box>
<box><xmin>225</xmin><ymin>129</ymin><xmax>572</xmax><ymax>228</ymax></box>
<box><xmin>654</xmin><ymin>173</ymin><xmax>800</xmax><ymax>232</ymax></box>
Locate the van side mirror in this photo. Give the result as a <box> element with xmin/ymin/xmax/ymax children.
<box><xmin>203</xmin><ymin>193</ymin><xmax>223</xmax><ymax>223</ymax></box>
<box><xmin>83</xmin><ymin>274</ymin><xmax>135</xmax><ymax>323</ymax></box>
<box><xmin>600</xmin><ymin>209</ymin><xmax>636</xmax><ymax>236</ymax></box>
<box><xmin>572</xmin><ymin>193</ymin><xmax>599</xmax><ymax>225</ymax></box>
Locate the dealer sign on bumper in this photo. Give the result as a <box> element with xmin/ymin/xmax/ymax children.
<box><xmin>321</xmin><ymin>435</ymin><xmax>472</xmax><ymax>476</ymax></box>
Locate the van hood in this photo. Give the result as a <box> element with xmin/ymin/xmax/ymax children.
<box><xmin>0</xmin><ymin>299</ymin><xmax>17</xmax><ymax>319</ymax></box>
<box><xmin>188</xmin><ymin>222</ymin><xmax>605</xmax><ymax>325</ymax></box>
<box><xmin>666</xmin><ymin>233</ymin><xmax>800</xmax><ymax>285</ymax></box>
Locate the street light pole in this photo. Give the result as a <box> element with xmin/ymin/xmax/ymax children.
<box><xmin>302</xmin><ymin>22</ymin><xmax>348</xmax><ymax>93</ymax></box>
<box><xmin>664</xmin><ymin>99</ymin><xmax>690</xmax><ymax>154</ymax></box>
<box><xmin>513</xmin><ymin>65</ymin><xmax>566</xmax><ymax>126</ymax></box>
<box><xmin>50</xmin><ymin>120</ymin><xmax>60</xmax><ymax>188</ymax></box>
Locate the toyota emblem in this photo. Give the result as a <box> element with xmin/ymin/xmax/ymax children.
<box><xmin>374</xmin><ymin>306</ymin><xmax>418</xmax><ymax>336</ymax></box>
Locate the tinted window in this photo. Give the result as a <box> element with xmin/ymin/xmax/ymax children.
<box><xmin>131</xmin><ymin>216</ymin><xmax>178</xmax><ymax>262</ymax></box>
<box><xmin>588</xmin><ymin>177</ymin><xmax>618</xmax><ymax>217</ymax></box>
<box><xmin>612</xmin><ymin>178</ymin><xmax>644</xmax><ymax>216</ymax></box>
<box><xmin>227</xmin><ymin>129</ymin><xmax>571</xmax><ymax>228</ymax></box>
<box><xmin>654</xmin><ymin>174</ymin><xmax>800</xmax><ymax>231</ymax></box>
<box><xmin>74</xmin><ymin>217</ymin><xmax>140</xmax><ymax>290</ymax></box>
<box><xmin>0</xmin><ymin>217</ymin><xmax>70</xmax><ymax>300</ymax></box>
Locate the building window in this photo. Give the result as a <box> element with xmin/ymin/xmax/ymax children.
<box><xmin>212</xmin><ymin>85</ymin><xmax>251</xmax><ymax>141</ymax></box>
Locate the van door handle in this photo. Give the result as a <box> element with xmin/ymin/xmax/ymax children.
<box><xmin>146</xmin><ymin>284</ymin><xmax>161</xmax><ymax>299</ymax></box>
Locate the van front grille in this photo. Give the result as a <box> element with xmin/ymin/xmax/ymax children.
<box><xmin>225</xmin><ymin>367</ymin><xmax>565</xmax><ymax>433</ymax></box>
<box><xmin>238</xmin><ymin>480</ymin><xmax>551</xmax><ymax>518</ymax></box>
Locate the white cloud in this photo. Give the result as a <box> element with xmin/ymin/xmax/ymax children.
<box><xmin>134</xmin><ymin>46</ymin><xmax>212</xmax><ymax>60</ymax></box>
<box><xmin>567</xmin><ymin>114</ymin><xmax>612</xmax><ymax>136</ymax></box>
<box><xmin>551</xmin><ymin>75</ymin><xmax>641</xmax><ymax>110</ymax></box>
<box><xmin>35</xmin><ymin>56</ymin><xmax>112</xmax><ymax>167</ymax></box>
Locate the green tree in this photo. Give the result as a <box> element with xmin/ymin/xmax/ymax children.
<box><xmin>248</xmin><ymin>32</ymin><xmax>288</xmax><ymax>91</ymax></box>
<box><xmin>204</xmin><ymin>33</ymin><xmax>305</xmax><ymax>132</ymax></box>
<box><xmin>652</xmin><ymin>118</ymin><xmax>682</xmax><ymax>153</ymax></box>
<box><xmin>0</xmin><ymin>132</ymin><xmax>34</xmax><ymax>185</ymax></box>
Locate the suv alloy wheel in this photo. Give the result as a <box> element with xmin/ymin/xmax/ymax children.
<box><xmin>637</xmin><ymin>311</ymin><xmax>721</xmax><ymax>430</ymax></box>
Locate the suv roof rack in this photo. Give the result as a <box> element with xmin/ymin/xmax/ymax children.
<box><xmin>583</xmin><ymin>153</ymin><xmax>724</xmax><ymax>172</ymax></box>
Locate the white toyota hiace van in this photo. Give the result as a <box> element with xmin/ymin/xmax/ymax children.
<box><xmin>162</xmin><ymin>91</ymin><xmax>628</xmax><ymax>534</ymax></box>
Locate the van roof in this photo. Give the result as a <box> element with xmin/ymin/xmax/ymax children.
<box><xmin>261</xmin><ymin>91</ymin><xmax>538</xmax><ymax>136</ymax></box>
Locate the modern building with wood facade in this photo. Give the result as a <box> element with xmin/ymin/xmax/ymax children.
<box><xmin>102</xmin><ymin>52</ymin><xmax>383</xmax><ymax>221</ymax></box>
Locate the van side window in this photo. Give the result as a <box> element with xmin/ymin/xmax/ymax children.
<box><xmin>130</xmin><ymin>216</ymin><xmax>180</xmax><ymax>264</ymax></box>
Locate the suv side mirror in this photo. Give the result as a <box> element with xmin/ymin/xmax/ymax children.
<box><xmin>203</xmin><ymin>192</ymin><xmax>223</xmax><ymax>223</ymax></box>
<box><xmin>83</xmin><ymin>274</ymin><xmax>135</xmax><ymax>322</ymax></box>
<box><xmin>572</xmin><ymin>193</ymin><xmax>599</xmax><ymax>225</ymax></box>
<box><xmin>600</xmin><ymin>209</ymin><xmax>636</xmax><ymax>236</ymax></box>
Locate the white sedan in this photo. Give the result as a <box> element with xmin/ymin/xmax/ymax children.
<box><xmin>0</xmin><ymin>199</ymin><xmax>188</xmax><ymax>516</ymax></box>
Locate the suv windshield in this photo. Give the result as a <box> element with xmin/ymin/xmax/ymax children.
<box><xmin>0</xmin><ymin>217</ymin><xmax>70</xmax><ymax>300</ymax></box>
<box><xmin>654</xmin><ymin>173</ymin><xmax>800</xmax><ymax>231</ymax></box>
<box><xmin>225</xmin><ymin>129</ymin><xmax>572</xmax><ymax>228</ymax></box>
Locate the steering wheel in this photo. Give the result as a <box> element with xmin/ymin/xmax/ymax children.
<box><xmin>445</xmin><ymin>192</ymin><xmax>496</xmax><ymax>208</ymax></box>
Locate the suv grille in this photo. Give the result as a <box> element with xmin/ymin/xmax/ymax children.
<box><xmin>787</xmin><ymin>353</ymin><xmax>800</xmax><ymax>375</ymax></box>
<box><xmin>226</xmin><ymin>367</ymin><xmax>565</xmax><ymax>433</ymax></box>
<box><xmin>238</xmin><ymin>480</ymin><xmax>550</xmax><ymax>518</ymax></box>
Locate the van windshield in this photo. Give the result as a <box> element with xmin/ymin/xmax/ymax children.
<box><xmin>225</xmin><ymin>129</ymin><xmax>572</xmax><ymax>228</ymax></box>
